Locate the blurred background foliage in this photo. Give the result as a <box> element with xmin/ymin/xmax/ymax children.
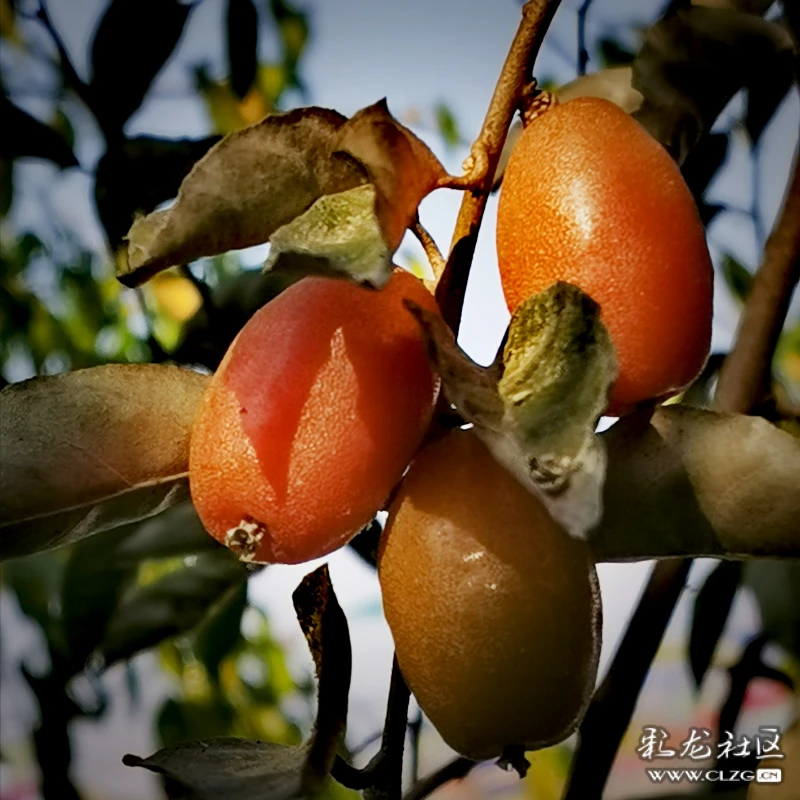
<box><xmin>0</xmin><ymin>1</ymin><xmax>798</xmax><ymax>799</ymax></box>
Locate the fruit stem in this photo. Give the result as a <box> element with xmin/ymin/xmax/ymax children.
<box><xmin>434</xmin><ymin>0</ymin><xmax>563</xmax><ymax>335</ymax></box>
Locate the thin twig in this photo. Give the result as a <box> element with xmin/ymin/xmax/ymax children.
<box><xmin>411</xmin><ymin>220</ymin><xmax>446</xmax><ymax>282</ymax></box>
<box><xmin>435</xmin><ymin>0</ymin><xmax>563</xmax><ymax>334</ymax></box>
<box><xmin>715</xmin><ymin>146</ymin><xmax>800</xmax><ymax>413</ymax></box>
<box><xmin>403</xmin><ymin>757</ymin><xmax>476</xmax><ymax>800</ymax></box>
<box><xmin>577</xmin><ymin>0</ymin><xmax>594</xmax><ymax>76</ymax></box>
<box><xmin>35</xmin><ymin>1</ymin><xmax>96</xmax><ymax>116</ymax></box>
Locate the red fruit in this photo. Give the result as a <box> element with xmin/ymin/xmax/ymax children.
<box><xmin>496</xmin><ymin>97</ymin><xmax>713</xmax><ymax>415</ymax></box>
<box><xmin>189</xmin><ymin>271</ymin><xmax>439</xmax><ymax>564</ymax></box>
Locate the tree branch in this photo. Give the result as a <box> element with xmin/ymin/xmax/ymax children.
<box><xmin>563</xmin><ymin>558</ymin><xmax>692</xmax><ymax>799</ymax></box>
<box><xmin>715</xmin><ymin>146</ymin><xmax>800</xmax><ymax>413</ymax></box>
<box><xmin>435</xmin><ymin>0</ymin><xmax>563</xmax><ymax>334</ymax></box>
<box><xmin>403</xmin><ymin>757</ymin><xmax>476</xmax><ymax>800</ymax></box>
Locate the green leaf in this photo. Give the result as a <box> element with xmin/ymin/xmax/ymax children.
<box><xmin>124</xmin><ymin>738</ymin><xmax>309</xmax><ymax>800</ymax></box>
<box><xmin>264</xmin><ymin>184</ymin><xmax>392</xmax><ymax>287</ymax></box>
<box><xmin>100</xmin><ymin>550</ymin><xmax>249</xmax><ymax>666</ymax></box>
<box><xmin>0</xmin><ymin>364</ymin><xmax>209</xmax><ymax>560</ymax></box>
<box><xmin>744</xmin><ymin>561</ymin><xmax>800</xmax><ymax>661</ymax></box>
<box><xmin>0</xmin><ymin>96</ymin><xmax>78</xmax><ymax>168</ymax></box>
<box><xmin>95</xmin><ymin>135</ymin><xmax>221</xmax><ymax>253</ymax></box>
<box><xmin>123</xmin><ymin>565</ymin><xmax>351</xmax><ymax>799</ymax></box>
<box><xmin>193</xmin><ymin>581</ymin><xmax>248</xmax><ymax>681</ymax></box>
<box><xmin>434</xmin><ymin>102</ymin><xmax>461</xmax><ymax>149</ymax></box>
<box><xmin>597</xmin><ymin>37</ymin><xmax>636</xmax><ymax>68</ymax></box>
<box><xmin>721</xmin><ymin>253</ymin><xmax>753</xmax><ymax>303</ymax></box>
<box><xmin>227</xmin><ymin>0</ymin><xmax>259</xmax><ymax>99</ymax></box>
<box><xmin>407</xmin><ymin>282</ymin><xmax>617</xmax><ymax>539</ymax></box>
<box><xmin>116</xmin><ymin>503</ymin><xmax>222</xmax><ymax>564</ymax></box>
<box><xmin>688</xmin><ymin>560</ymin><xmax>743</xmax><ymax>688</ymax></box>
<box><xmin>61</xmin><ymin>525</ymin><xmax>138</xmax><ymax>672</ymax></box>
<box><xmin>632</xmin><ymin>6</ymin><xmax>794</xmax><ymax>163</ymax></box>
<box><xmin>269</xmin><ymin>0</ymin><xmax>309</xmax><ymax>83</ymax></box>
<box><xmin>593</xmin><ymin>407</ymin><xmax>800</xmax><ymax>562</ymax></box>
<box><xmin>157</xmin><ymin>698</ymin><xmax>237</xmax><ymax>750</ymax></box>
<box><xmin>90</xmin><ymin>0</ymin><xmax>193</xmax><ymax>134</ymax></box>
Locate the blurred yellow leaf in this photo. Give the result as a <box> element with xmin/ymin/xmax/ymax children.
<box><xmin>523</xmin><ymin>745</ymin><xmax>571</xmax><ymax>800</ymax></box>
<box><xmin>148</xmin><ymin>271</ymin><xmax>202</xmax><ymax>322</ymax></box>
<box><xmin>0</xmin><ymin>0</ymin><xmax>18</xmax><ymax>43</ymax></box>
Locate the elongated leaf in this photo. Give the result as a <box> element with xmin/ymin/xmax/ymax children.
<box><xmin>61</xmin><ymin>525</ymin><xmax>138</xmax><ymax>672</ymax></box>
<box><xmin>122</xmin><ymin>107</ymin><xmax>360</xmax><ymax>285</ymax></box>
<box><xmin>0</xmin><ymin>364</ymin><xmax>209</xmax><ymax>559</ymax></box>
<box><xmin>633</xmin><ymin>5</ymin><xmax>793</xmax><ymax>162</ymax></box>
<box><xmin>744</xmin><ymin>561</ymin><xmax>800</xmax><ymax>661</ymax></box>
<box><xmin>90</xmin><ymin>0</ymin><xmax>192</xmax><ymax>133</ymax></box>
<box><xmin>100</xmin><ymin>550</ymin><xmax>248</xmax><ymax>666</ymax></box>
<box><xmin>194</xmin><ymin>581</ymin><xmax>248</xmax><ymax>680</ymax></box>
<box><xmin>407</xmin><ymin>282</ymin><xmax>617</xmax><ymax>538</ymax></box>
<box><xmin>689</xmin><ymin>560</ymin><xmax>744</xmax><ymax>688</ymax></box>
<box><xmin>116</xmin><ymin>503</ymin><xmax>221</xmax><ymax>563</ymax></box>
<box><xmin>721</xmin><ymin>253</ymin><xmax>754</xmax><ymax>303</ymax></box>
<box><xmin>593</xmin><ymin>406</ymin><xmax>800</xmax><ymax>562</ymax></box>
<box><xmin>123</xmin><ymin>565</ymin><xmax>351</xmax><ymax>799</ymax></box>
<box><xmin>227</xmin><ymin>0</ymin><xmax>259</xmax><ymax>99</ymax></box>
<box><xmin>0</xmin><ymin>96</ymin><xmax>78</xmax><ymax>168</ymax></box>
<box><xmin>95</xmin><ymin>135</ymin><xmax>221</xmax><ymax>253</ymax></box>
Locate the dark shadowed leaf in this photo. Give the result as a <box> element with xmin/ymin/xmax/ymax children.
<box><xmin>90</xmin><ymin>0</ymin><xmax>192</xmax><ymax>133</ymax></box>
<box><xmin>681</xmin><ymin>132</ymin><xmax>729</xmax><ymax>199</ymax></box>
<box><xmin>124</xmin><ymin>739</ymin><xmax>308</xmax><ymax>800</ymax></box>
<box><xmin>598</xmin><ymin>37</ymin><xmax>636</xmax><ymax>67</ymax></box>
<box><xmin>123</xmin><ymin>565</ymin><xmax>351</xmax><ymax>799</ymax></box>
<box><xmin>721</xmin><ymin>253</ymin><xmax>753</xmax><ymax>303</ymax></box>
<box><xmin>100</xmin><ymin>550</ymin><xmax>248</xmax><ymax>666</ymax></box>
<box><xmin>0</xmin><ymin>365</ymin><xmax>209</xmax><ymax>559</ymax></box>
<box><xmin>61</xmin><ymin>525</ymin><xmax>139</xmax><ymax>672</ymax></box>
<box><xmin>632</xmin><ymin>6</ymin><xmax>793</xmax><ymax>162</ymax></box>
<box><xmin>744</xmin><ymin>561</ymin><xmax>800</xmax><ymax>661</ymax></box>
<box><xmin>594</xmin><ymin>407</ymin><xmax>800</xmax><ymax>562</ymax></box>
<box><xmin>227</xmin><ymin>0</ymin><xmax>259</xmax><ymax>99</ymax></box>
<box><xmin>121</xmin><ymin>107</ymin><xmax>360</xmax><ymax>285</ymax></box>
<box><xmin>269</xmin><ymin>0</ymin><xmax>309</xmax><ymax>84</ymax></box>
<box><xmin>291</xmin><ymin>565</ymin><xmax>351</xmax><ymax>786</ymax></box>
<box><xmin>744</xmin><ymin>41</ymin><xmax>795</xmax><ymax>144</ymax></box>
<box><xmin>689</xmin><ymin>560</ymin><xmax>743</xmax><ymax>688</ymax></box>
<box><xmin>193</xmin><ymin>581</ymin><xmax>248</xmax><ymax>680</ymax></box>
<box><xmin>116</xmin><ymin>503</ymin><xmax>222</xmax><ymax>564</ymax></box>
<box><xmin>95</xmin><ymin>136</ymin><xmax>221</xmax><ymax>253</ymax></box>
<box><xmin>0</xmin><ymin>96</ymin><xmax>78</xmax><ymax>168</ymax></box>
<box><xmin>407</xmin><ymin>282</ymin><xmax>617</xmax><ymax>538</ymax></box>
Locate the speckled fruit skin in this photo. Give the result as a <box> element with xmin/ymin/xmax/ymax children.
<box><xmin>378</xmin><ymin>429</ymin><xmax>600</xmax><ymax>760</ymax></box>
<box><xmin>189</xmin><ymin>271</ymin><xmax>439</xmax><ymax>565</ymax></box>
<box><xmin>497</xmin><ymin>96</ymin><xmax>713</xmax><ymax>415</ymax></box>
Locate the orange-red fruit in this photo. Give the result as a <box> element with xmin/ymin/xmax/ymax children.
<box><xmin>379</xmin><ymin>429</ymin><xmax>600</xmax><ymax>759</ymax></box>
<box><xmin>497</xmin><ymin>96</ymin><xmax>713</xmax><ymax>415</ymax></box>
<box><xmin>189</xmin><ymin>271</ymin><xmax>439</xmax><ymax>565</ymax></box>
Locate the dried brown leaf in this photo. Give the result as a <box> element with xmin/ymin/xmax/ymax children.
<box><xmin>595</xmin><ymin>406</ymin><xmax>800</xmax><ymax>561</ymax></box>
<box><xmin>334</xmin><ymin>98</ymin><xmax>447</xmax><ymax>252</ymax></box>
<box><xmin>122</xmin><ymin>107</ymin><xmax>362</xmax><ymax>285</ymax></box>
<box><xmin>0</xmin><ymin>365</ymin><xmax>209</xmax><ymax>559</ymax></box>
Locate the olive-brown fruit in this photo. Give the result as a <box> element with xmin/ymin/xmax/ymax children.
<box><xmin>378</xmin><ymin>429</ymin><xmax>601</xmax><ymax>759</ymax></box>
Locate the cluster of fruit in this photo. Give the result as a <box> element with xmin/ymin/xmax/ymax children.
<box><xmin>189</xmin><ymin>97</ymin><xmax>712</xmax><ymax>757</ymax></box>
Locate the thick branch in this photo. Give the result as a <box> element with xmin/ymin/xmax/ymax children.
<box><xmin>563</xmin><ymin>559</ymin><xmax>692</xmax><ymax>799</ymax></box>
<box><xmin>435</xmin><ymin>0</ymin><xmax>562</xmax><ymax>333</ymax></box>
<box><xmin>715</xmin><ymin>147</ymin><xmax>800</xmax><ymax>412</ymax></box>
